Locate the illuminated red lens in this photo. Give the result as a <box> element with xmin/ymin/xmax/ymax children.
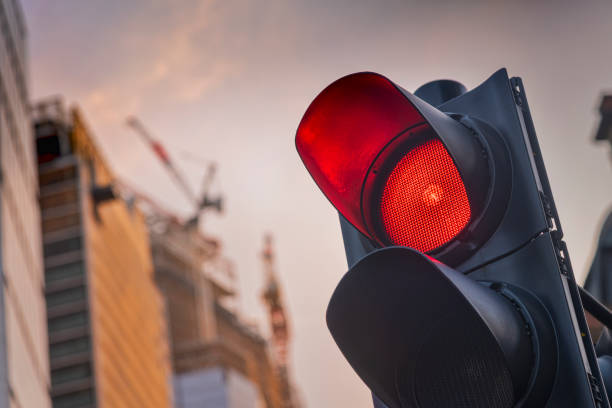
<box><xmin>380</xmin><ymin>139</ymin><xmax>471</xmax><ymax>252</ymax></box>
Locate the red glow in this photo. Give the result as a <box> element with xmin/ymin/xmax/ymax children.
<box><xmin>380</xmin><ymin>139</ymin><xmax>471</xmax><ymax>252</ymax></box>
<box><xmin>296</xmin><ymin>73</ymin><xmax>425</xmax><ymax>237</ymax></box>
<box><xmin>152</xmin><ymin>142</ymin><xmax>170</xmax><ymax>164</ymax></box>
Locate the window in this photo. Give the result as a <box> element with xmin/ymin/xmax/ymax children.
<box><xmin>46</xmin><ymin>287</ymin><xmax>86</xmax><ymax>308</ymax></box>
<box><xmin>44</xmin><ymin>237</ymin><xmax>82</xmax><ymax>257</ymax></box>
<box><xmin>46</xmin><ymin>262</ymin><xmax>84</xmax><ymax>283</ymax></box>
<box><xmin>50</xmin><ymin>337</ymin><xmax>90</xmax><ymax>358</ymax></box>
<box><xmin>48</xmin><ymin>311</ymin><xmax>88</xmax><ymax>333</ymax></box>
<box><xmin>51</xmin><ymin>363</ymin><xmax>92</xmax><ymax>386</ymax></box>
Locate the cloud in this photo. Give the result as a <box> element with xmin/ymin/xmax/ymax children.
<box><xmin>30</xmin><ymin>0</ymin><xmax>247</xmax><ymax>128</ymax></box>
<box><xmin>176</xmin><ymin>59</ymin><xmax>238</xmax><ymax>101</ymax></box>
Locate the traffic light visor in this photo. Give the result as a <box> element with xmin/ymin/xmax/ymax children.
<box><xmin>296</xmin><ymin>72</ymin><xmax>473</xmax><ymax>251</ymax></box>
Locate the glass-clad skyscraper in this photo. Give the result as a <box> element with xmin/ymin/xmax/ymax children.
<box><xmin>0</xmin><ymin>0</ymin><xmax>52</xmax><ymax>407</ymax></box>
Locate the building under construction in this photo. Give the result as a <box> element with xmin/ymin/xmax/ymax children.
<box><xmin>126</xmin><ymin>116</ymin><xmax>301</xmax><ymax>408</ymax></box>
<box><xmin>142</xmin><ymin>200</ymin><xmax>299</xmax><ymax>408</ymax></box>
<box><xmin>33</xmin><ymin>98</ymin><xmax>301</xmax><ymax>408</ymax></box>
<box><xmin>33</xmin><ymin>99</ymin><xmax>173</xmax><ymax>407</ymax></box>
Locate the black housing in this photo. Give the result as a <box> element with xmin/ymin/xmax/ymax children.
<box><xmin>333</xmin><ymin>69</ymin><xmax>608</xmax><ymax>408</ymax></box>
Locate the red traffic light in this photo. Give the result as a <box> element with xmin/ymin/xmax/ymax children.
<box><xmin>302</xmin><ymin>69</ymin><xmax>606</xmax><ymax>408</ymax></box>
<box><xmin>296</xmin><ymin>72</ymin><xmax>510</xmax><ymax>262</ymax></box>
<box><xmin>380</xmin><ymin>138</ymin><xmax>471</xmax><ymax>252</ymax></box>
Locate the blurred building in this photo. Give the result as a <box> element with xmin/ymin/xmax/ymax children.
<box><xmin>142</xmin><ymin>207</ymin><xmax>286</xmax><ymax>408</ymax></box>
<box><xmin>0</xmin><ymin>0</ymin><xmax>51</xmax><ymax>407</ymax></box>
<box><xmin>33</xmin><ymin>99</ymin><xmax>173</xmax><ymax>407</ymax></box>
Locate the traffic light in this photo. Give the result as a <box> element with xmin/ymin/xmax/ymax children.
<box><xmin>584</xmin><ymin>94</ymin><xmax>612</xmax><ymax>305</ymax></box>
<box><xmin>584</xmin><ymin>210</ymin><xmax>612</xmax><ymax>305</ymax></box>
<box><xmin>296</xmin><ymin>70</ymin><xmax>610</xmax><ymax>407</ymax></box>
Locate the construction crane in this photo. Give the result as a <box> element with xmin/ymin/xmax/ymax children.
<box><xmin>261</xmin><ymin>234</ymin><xmax>295</xmax><ymax>408</ymax></box>
<box><xmin>126</xmin><ymin>116</ymin><xmax>223</xmax><ymax>227</ymax></box>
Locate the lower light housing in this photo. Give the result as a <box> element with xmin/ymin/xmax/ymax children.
<box><xmin>327</xmin><ymin>247</ymin><xmax>557</xmax><ymax>408</ymax></box>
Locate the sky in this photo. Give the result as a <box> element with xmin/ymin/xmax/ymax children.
<box><xmin>20</xmin><ymin>0</ymin><xmax>612</xmax><ymax>407</ymax></box>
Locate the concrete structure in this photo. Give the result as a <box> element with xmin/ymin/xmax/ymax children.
<box><xmin>34</xmin><ymin>100</ymin><xmax>173</xmax><ymax>408</ymax></box>
<box><xmin>0</xmin><ymin>0</ymin><xmax>51</xmax><ymax>407</ymax></box>
<box><xmin>143</xmin><ymin>207</ymin><xmax>285</xmax><ymax>408</ymax></box>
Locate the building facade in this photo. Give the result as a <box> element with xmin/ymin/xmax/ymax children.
<box><xmin>34</xmin><ymin>100</ymin><xmax>173</xmax><ymax>408</ymax></box>
<box><xmin>0</xmin><ymin>0</ymin><xmax>51</xmax><ymax>407</ymax></box>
